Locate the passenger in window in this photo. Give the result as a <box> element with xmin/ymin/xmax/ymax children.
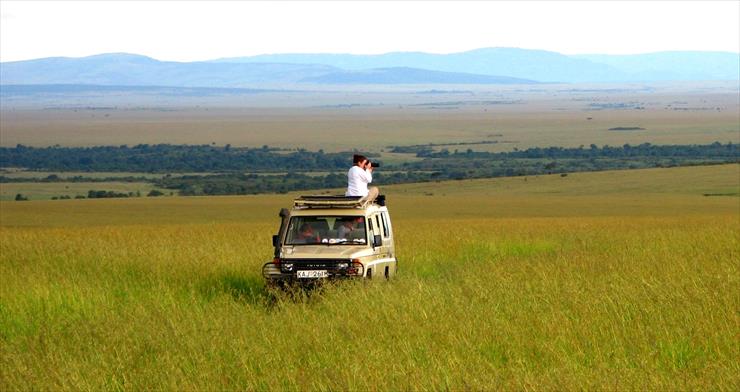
<box><xmin>338</xmin><ymin>217</ymin><xmax>364</xmax><ymax>239</ymax></box>
<box><xmin>295</xmin><ymin>223</ymin><xmax>320</xmax><ymax>244</ymax></box>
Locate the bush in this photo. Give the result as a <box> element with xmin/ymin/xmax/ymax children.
<box><xmin>147</xmin><ymin>189</ymin><xmax>165</xmax><ymax>197</ymax></box>
<box><xmin>87</xmin><ymin>190</ymin><xmax>130</xmax><ymax>199</ymax></box>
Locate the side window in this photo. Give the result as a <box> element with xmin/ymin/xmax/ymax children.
<box><xmin>380</xmin><ymin>213</ymin><xmax>389</xmax><ymax>238</ymax></box>
<box><xmin>375</xmin><ymin>215</ymin><xmax>381</xmax><ymax>236</ymax></box>
<box><xmin>384</xmin><ymin>212</ymin><xmax>393</xmax><ymax>238</ymax></box>
<box><xmin>368</xmin><ymin>216</ymin><xmax>374</xmax><ymax>233</ymax></box>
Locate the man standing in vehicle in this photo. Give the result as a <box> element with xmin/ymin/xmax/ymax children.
<box><xmin>346</xmin><ymin>154</ymin><xmax>379</xmax><ymax>201</ymax></box>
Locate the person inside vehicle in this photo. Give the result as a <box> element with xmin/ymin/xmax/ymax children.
<box><xmin>337</xmin><ymin>217</ymin><xmax>364</xmax><ymax>239</ymax></box>
<box><xmin>294</xmin><ymin>223</ymin><xmax>320</xmax><ymax>244</ymax></box>
<box><xmin>346</xmin><ymin>154</ymin><xmax>379</xmax><ymax>202</ymax></box>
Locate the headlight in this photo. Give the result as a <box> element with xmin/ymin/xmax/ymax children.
<box><xmin>348</xmin><ymin>260</ymin><xmax>364</xmax><ymax>275</ymax></box>
<box><xmin>336</xmin><ymin>262</ymin><xmax>349</xmax><ymax>269</ymax></box>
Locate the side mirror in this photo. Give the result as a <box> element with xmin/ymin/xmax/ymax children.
<box><xmin>272</xmin><ymin>235</ymin><xmax>280</xmax><ymax>247</ymax></box>
<box><xmin>373</xmin><ymin>234</ymin><xmax>382</xmax><ymax>248</ymax></box>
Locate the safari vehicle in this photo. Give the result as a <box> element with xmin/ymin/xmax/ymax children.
<box><xmin>263</xmin><ymin>195</ymin><xmax>397</xmax><ymax>284</ymax></box>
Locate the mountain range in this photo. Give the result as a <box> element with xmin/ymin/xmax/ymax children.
<box><xmin>1</xmin><ymin>48</ymin><xmax>737</xmax><ymax>88</ymax></box>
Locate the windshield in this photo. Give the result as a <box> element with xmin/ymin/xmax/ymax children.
<box><xmin>285</xmin><ymin>216</ymin><xmax>367</xmax><ymax>245</ymax></box>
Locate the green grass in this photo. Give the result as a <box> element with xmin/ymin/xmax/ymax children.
<box><xmin>0</xmin><ymin>181</ymin><xmax>167</xmax><ymax>201</ymax></box>
<box><xmin>0</xmin><ymin>170</ymin><xmax>170</xmax><ymax>179</ymax></box>
<box><xmin>1</xmin><ymin>165</ymin><xmax>738</xmax><ymax>390</ymax></box>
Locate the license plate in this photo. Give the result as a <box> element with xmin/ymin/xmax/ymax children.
<box><xmin>297</xmin><ymin>270</ymin><xmax>328</xmax><ymax>279</ymax></box>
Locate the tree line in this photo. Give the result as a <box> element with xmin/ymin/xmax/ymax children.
<box><xmin>150</xmin><ymin>142</ymin><xmax>737</xmax><ymax>196</ymax></box>
<box><xmin>401</xmin><ymin>141</ymin><xmax>737</xmax><ymax>159</ymax></box>
<box><xmin>0</xmin><ymin>144</ymin><xmax>367</xmax><ymax>172</ymax></box>
<box><xmin>2</xmin><ymin>142</ymin><xmax>737</xmax><ymax>198</ymax></box>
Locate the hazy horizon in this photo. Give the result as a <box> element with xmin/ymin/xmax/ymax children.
<box><xmin>3</xmin><ymin>46</ymin><xmax>740</xmax><ymax>64</ymax></box>
<box><xmin>1</xmin><ymin>1</ymin><xmax>738</xmax><ymax>63</ymax></box>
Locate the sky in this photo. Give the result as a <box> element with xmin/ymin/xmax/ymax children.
<box><xmin>1</xmin><ymin>1</ymin><xmax>738</xmax><ymax>62</ymax></box>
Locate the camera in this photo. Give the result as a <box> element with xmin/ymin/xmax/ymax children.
<box><xmin>369</xmin><ymin>161</ymin><xmax>380</xmax><ymax>168</ymax></box>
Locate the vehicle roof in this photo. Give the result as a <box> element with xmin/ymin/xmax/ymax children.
<box><xmin>289</xmin><ymin>195</ymin><xmax>389</xmax><ymax>217</ymax></box>
<box><xmin>290</xmin><ymin>204</ymin><xmax>388</xmax><ymax>216</ymax></box>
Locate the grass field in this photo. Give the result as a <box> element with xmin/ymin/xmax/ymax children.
<box><xmin>1</xmin><ymin>164</ymin><xmax>738</xmax><ymax>390</ymax></box>
<box><xmin>0</xmin><ymin>170</ymin><xmax>185</xmax><ymax>179</ymax></box>
<box><xmin>0</xmin><ymin>181</ymin><xmax>166</xmax><ymax>201</ymax></box>
<box><xmin>2</xmin><ymin>83</ymin><xmax>738</xmax><ymax>152</ymax></box>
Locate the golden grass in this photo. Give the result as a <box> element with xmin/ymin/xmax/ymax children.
<box><xmin>2</xmin><ymin>86</ymin><xmax>738</xmax><ymax>152</ymax></box>
<box><xmin>1</xmin><ymin>165</ymin><xmax>738</xmax><ymax>390</ymax></box>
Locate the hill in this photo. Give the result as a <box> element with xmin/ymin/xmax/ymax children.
<box><xmin>0</xmin><ymin>53</ymin><xmax>539</xmax><ymax>87</ymax></box>
<box><xmin>573</xmin><ymin>51</ymin><xmax>740</xmax><ymax>81</ymax></box>
<box><xmin>0</xmin><ymin>53</ymin><xmax>340</xmax><ymax>87</ymax></box>
<box><xmin>2</xmin><ymin>48</ymin><xmax>737</xmax><ymax>87</ymax></box>
<box><xmin>215</xmin><ymin>47</ymin><xmax>740</xmax><ymax>83</ymax></box>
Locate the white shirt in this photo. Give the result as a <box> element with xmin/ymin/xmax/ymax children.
<box><xmin>346</xmin><ymin>165</ymin><xmax>372</xmax><ymax>196</ymax></box>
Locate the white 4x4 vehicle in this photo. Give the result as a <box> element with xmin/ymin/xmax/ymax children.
<box><xmin>263</xmin><ymin>195</ymin><xmax>397</xmax><ymax>284</ymax></box>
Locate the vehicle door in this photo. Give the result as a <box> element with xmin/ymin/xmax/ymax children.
<box><xmin>369</xmin><ymin>212</ymin><xmax>392</xmax><ymax>277</ymax></box>
<box><xmin>380</xmin><ymin>211</ymin><xmax>396</xmax><ymax>276</ymax></box>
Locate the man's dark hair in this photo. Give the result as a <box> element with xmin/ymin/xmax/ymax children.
<box><xmin>353</xmin><ymin>154</ymin><xmax>368</xmax><ymax>165</ymax></box>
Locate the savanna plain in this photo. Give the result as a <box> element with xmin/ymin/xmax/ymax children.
<box><xmin>1</xmin><ymin>164</ymin><xmax>738</xmax><ymax>390</ymax></box>
<box><xmin>2</xmin><ymin>83</ymin><xmax>738</xmax><ymax>151</ymax></box>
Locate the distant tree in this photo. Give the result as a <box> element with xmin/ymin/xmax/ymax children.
<box><xmin>14</xmin><ymin>193</ymin><xmax>28</xmax><ymax>201</ymax></box>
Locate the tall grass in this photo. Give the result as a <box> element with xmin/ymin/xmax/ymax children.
<box><xmin>1</xmin><ymin>166</ymin><xmax>739</xmax><ymax>390</ymax></box>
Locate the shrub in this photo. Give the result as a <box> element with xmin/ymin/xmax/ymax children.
<box><xmin>147</xmin><ymin>189</ymin><xmax>165</xmax><ymax>197</ymax></box>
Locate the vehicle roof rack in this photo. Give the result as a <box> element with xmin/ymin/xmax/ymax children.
<box><xmin>294</xmin><ymin>195</ymin><xmax>385</xmax><ymax>209</ymax></box>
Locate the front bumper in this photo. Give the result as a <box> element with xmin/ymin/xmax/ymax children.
<box><xmin>262</xmin><ymin>260</ymin><xmax>361</xmax><ymax>282</ymax></box>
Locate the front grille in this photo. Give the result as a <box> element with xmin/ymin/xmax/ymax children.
<box><xmin>283</xmin><ymin>259</ymin><xmax>348</xmax><ymax>271</ymax></box>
